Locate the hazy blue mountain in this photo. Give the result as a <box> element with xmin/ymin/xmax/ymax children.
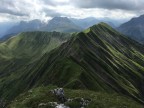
<box><xmin>41</xmin><ymin>17</ymin><xmax>83</xmax><ymax>32</ymax></box>
<box><xmin>1</xmin><ymin>17</ymin><xmax>124</xmax><ymax>40</ymax></box>
<box><xmin>0</xmin><ymin>22</ymin><xmax>17</xmax><ymax>38</ymax></box>
<box><xmin>70</xmin><ymin>17</ymin><xmax>117</xmax><ymax>29</ymax></box>
<box><xmin>2</xmin><ymin>17</ymin><xmax>82</xmax><ymax>39</ymax></box>
<box><xmin>6</xmin><ymin>19</ymin><xmax>44</xmax><ymax>34</ymax></box>
<box><xmin>100</xmin><ymin>17</ymin><xmax>127</xmax><ymax>27</ymax></box>
<box><xmin>118</xmin><ymin>15</ymin><xmax>144</xmax><ymax>43</ymax></box>
<box><xmin>0</xmin><ymin>33</ymin><xmax>17</xmax><ymax>42</ymax></box>
<box><xmin>70</xmin><ymin>17</ymin><xmax>100</xmax><ymax>29</ymax></box>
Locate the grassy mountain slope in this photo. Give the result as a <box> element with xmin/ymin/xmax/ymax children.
<box><xmin>0</xmin><ymin>31</ymin><xmax>70</xmax><ymax>60</ymax></box>
<box><xmin>0</xmin><ymin>31</ymin><xmax>71</xmax><ymax>101</ymax></box>
<box><xmin>1</xmin><ymin>23</ymin><xmax>144</xmax><ymax>106</ymax></box>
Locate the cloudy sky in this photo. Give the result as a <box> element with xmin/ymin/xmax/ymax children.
<box><xmin>0</xmin><ymin>0</ymin><xmax>144</xmax><ymax>22</ymax></box>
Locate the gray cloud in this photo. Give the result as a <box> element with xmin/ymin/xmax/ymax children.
<box><xmin>72</xmin><ymin>0</ymin><xmax>144</xmax><ymax>11</ymax></box>
<box><xmin>0</xmin><ymin>8</ymin><xmax>28</xmax><ymax>16</ymax></box>
<box><xmin>42</xmin><ymin>8</ymin><xmax>62</xmax><ymax>17</ymax></box>
<box><xmin>0</xmin><ymin>0</ymin><xmax>61</xmax><ymax>21</ymax></box>
<box><xmin>0</xmin><ymin>0</ymin><xmax>28</xmax><ymax>16</ymax></box>
<box><xmin>0</xmin><ymin>0</ymin><xmax>143</xmax><ymax>22</ymax></box>
<box><xmin>41</xmin><ymin>0</ymin><xmax>57</xmax><ymax>6</ymax></box>
<box><xmin>0</xmin><ymin>0</ymin><xmax>68</xmax><ymax>16</ymax></box>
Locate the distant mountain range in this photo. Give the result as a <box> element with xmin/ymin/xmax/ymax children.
<box><xmin>70</xmin><ymin>17</ymin><xmax>101</xmax><ymax>29</ymax></box>
<box><xmin>1</xmin><ymin>17</ymin><xmax>119</xmax><ymax>39</ymax></box>
<box><xmin>71</xmin><ymin>17</ymin><xmax>116</xmax><ymax>29</ymax></box>
<box><xmin>2</xmin><ymin>17</ymin><xmax>82</xmax><ymax>39</ymax></box>
<box><xmin>7</xmin><ymin>19</ymin><xmax>44</xmax><ymax>34</ymax></box>
<box><xmin>1</xmin><ymin>23</ymin><xmax>144</xmax><ymax>107</ymax></box>
<box><xmin>0</xmin><ymin>22</ymin><xmax>16</xmax><ymax>38</ymax></box>
<box><xmin>118</xmin><ymin>15</ymin><xmax>144</xmax><ymax>43</ymax></box>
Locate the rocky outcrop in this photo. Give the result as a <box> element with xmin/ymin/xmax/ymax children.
<box><xmin>38</xmin><ymin>88</ymin><xmax>91</xmax><ymax>108</ymax></box>
<box><xmin>0</xmin><ymin>99</ymin><xmax>7</xmax><ymax>108</ymax></box>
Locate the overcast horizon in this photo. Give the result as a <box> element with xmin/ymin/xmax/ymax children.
<box><xmin>0</xmin><ymin>0</ymin><xmax>144</xmax><ymax>23</ymax></box>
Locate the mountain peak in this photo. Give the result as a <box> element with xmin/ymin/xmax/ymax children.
<box><xmin>48</xmin><ymin>17</ymin><xmax>74</xmax><ymax>25</ymax></box>
<box><xmin>118</xmin><ymin>14</ymin><xmax>144</xmax><ymax>43</ymax></box>
<box><xmin>89</xmin><ymin>22</ymin><xmax>114</xmax><ymax>32</ymax></box>
<box><xmin>90</xmin><ymin>22</ymin><xmax>112</xmax><ymax>29</ymax></box>
<box><xmin>44</xmin><ymin>17</ymin><xmax>82</xmax><ymax>32</ymax></box>
<box><xmin>139</xmin><ymin>14</ymin><xmax>144</xmax><ymax>18</ymax></box>
<box><xmin>129</xmin><ymin>14</ymin><xmax>144</xmax><ymax>23</ymax></box>
<box><xmin>97</xmin><ymin>22</ymin><xmax>112</xmax><ymax>28</ymax></box>
<box><xmin>51</xmin><ymin>17</ymin><xmax>70</xmax><ymax>22</ymax></box>
<box><xmin>83</xmin><ymin>22</ymin><xmax>116</xmax><ymax>35</ymax></box>
<box><xmin>98</xmin><ymin>22</ymin><xmax>108</xmax><ymax>25</ymax></box>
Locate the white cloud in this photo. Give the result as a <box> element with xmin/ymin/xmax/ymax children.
<box><xmin>0</xmin><ymin>15</ymin><xmax>11</xmax><ymax>22</ymax></box>
<box><xmin>54</xmin><ymin>5</ymin><xmax>137</xmax><ymax>20</ymax></box>
<box><xmin>0</xmin><ymin>0</ymin><xmax>143</xmax><ymax>22</ymax></box>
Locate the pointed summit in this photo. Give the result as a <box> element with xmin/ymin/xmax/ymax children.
<box><xmin>83</xmin><ymin>22</ymin><xmax>115</xmax><ymax>34</ymax></box>
<box><xmin>51</xmin><ymin>17</ymin><xmax>71</xmax><ymax>22</ymax></box>
<box><xmin>98</xmin><ymin>22</ymin><xmax>111</xmax><ymax>26</ymax></box>
<box><xmin>83</xmin><ymin>22</ymin><xmax>120</xmax><ymax>41</ymax></box>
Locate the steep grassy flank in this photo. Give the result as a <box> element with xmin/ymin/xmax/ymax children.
<box><xmin>0</xmin><ymin>31</ymin><xmax>71</xmax><ymax>60</ymax></box>
<box><xmin>9</xmin><ymin>86</ymin><xmax>143</xmax><ymax>108</ymax></box>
